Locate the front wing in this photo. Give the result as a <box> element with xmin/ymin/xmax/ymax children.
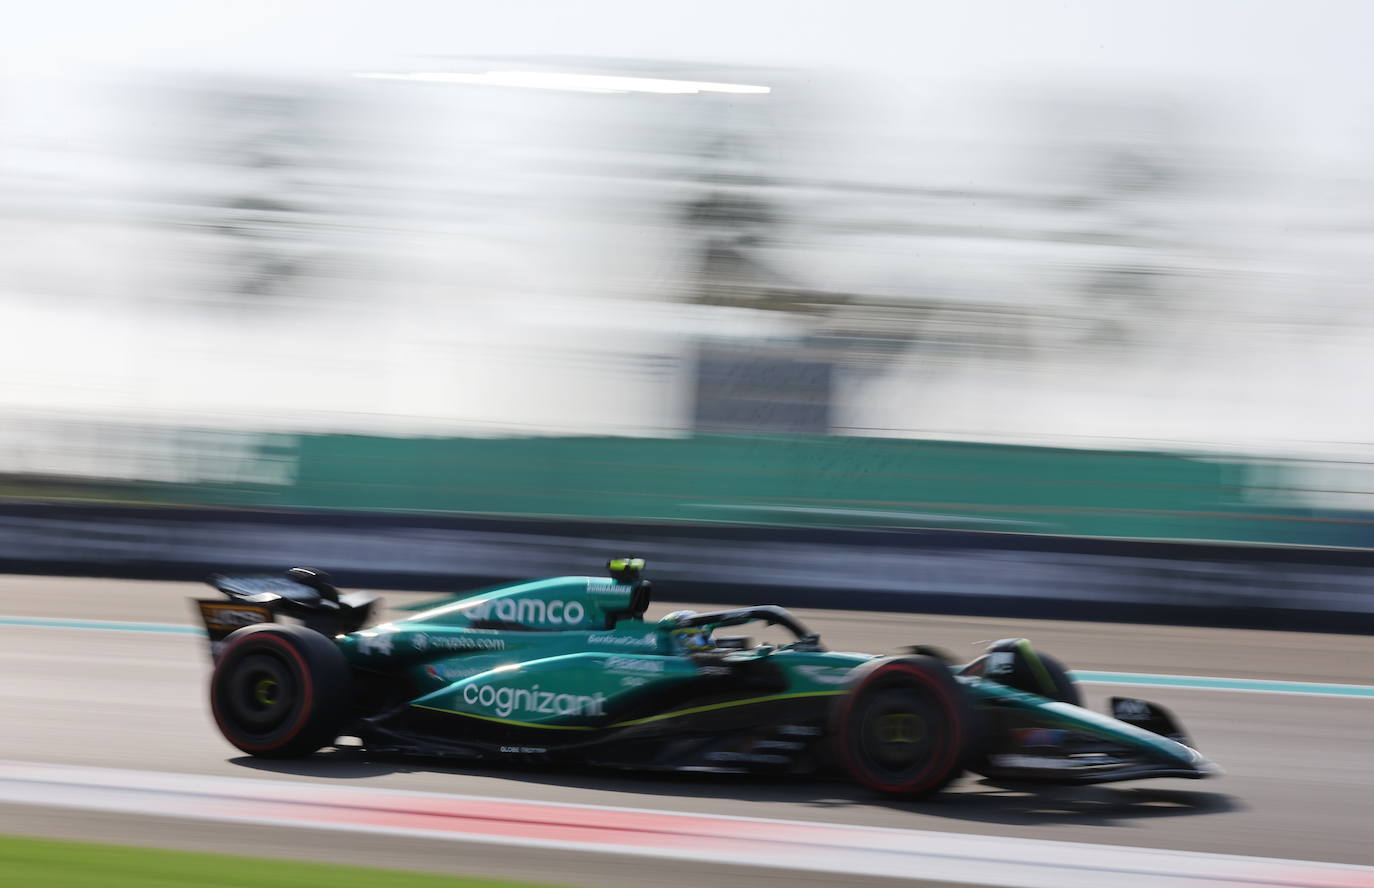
<box><xmin>967</xmin><ymin>679</ymin><xmax>1220</xmax><ymax>784</ymax></box>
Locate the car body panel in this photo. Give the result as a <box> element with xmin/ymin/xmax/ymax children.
<box><xmin>200</xmin><ymin>567</ymin><xmax>1219</xmax><ymax>786</ymax></box>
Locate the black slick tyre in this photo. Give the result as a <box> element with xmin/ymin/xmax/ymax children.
<box><xmin>210</xmin><ymin>623</ymin><xmax>352</xmax><ymax>758</ymax></box>
<box><xmin>831</xmin><ymin>655</ymin><xmax>976</xmax><ymax>798</ymax></box>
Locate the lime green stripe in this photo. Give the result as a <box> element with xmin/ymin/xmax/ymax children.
<box><xmin>409</xmin><ymin>705</ymin><xmax>597</xmax><ymax>731</ymax></box>
<box><xmin>0</xmin><ymin>833</ymin><xmax>558</xmax><ymax>888</ymax></box>
<box><xmin>610</xmin><ymin>690</ymin><xmax>843</xmax><ymax>728</ymax></box>
<box><xmin>413</xmin><ymin>690</ymin><xmax>843</xmax><ymax>732</ymax></box>
<box><xmin>1016</xmin><ymin>638</ymin><xmax>1057</xmax><ymax>696</ymax></box>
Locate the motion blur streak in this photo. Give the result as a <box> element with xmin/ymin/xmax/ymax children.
<box><xmin>4</xmin><ymin>5</ymin><xmax>1374</xmax><ymax>886</ymax></box>
<box><xmin>354</xmin><ymin>71</ymin><xmax>772</xmax><ymax>94</ymax></box>
<box><xmin>4</xmin><ymin>5</ymin><xmax>1374</xmax><ymax>460</ymax></box>
<box><xmin>7</xmin><ymin>612</ymin><xmax>1374</xmax><ymax>698</ymax></box>
<box><xmin>4</xmin><ymin>578</ymin><xmax>1372</xmax><ymax>873</ymax></box>
<box><xmin>3</xmin><ymin>761</ymin><xmax>1371</xmax><ymax>888</ymax></box>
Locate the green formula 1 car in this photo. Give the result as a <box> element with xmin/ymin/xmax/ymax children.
<box><xmin>196</xmin><ymin>558</ymin><xmax>1219</xmax><ymax>797</ymax></box>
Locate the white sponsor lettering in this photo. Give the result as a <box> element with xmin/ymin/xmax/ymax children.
<box><xmin>985</xmin><ymin>652</ymin><xmax>1015</xmax><ymax>675</ymax></box>
<box><xmin>585</xmin><ymin>580</ymin><xmax>630</xmax><ymax>593</ymax></box>
<box><xmin>210</xmin><ymin>609</ymin><xmax>268</xmax><ymax>628</ymax></box>
<box><xmin>462</xmin><ymin>598</ymin><xmax>587</xmax><ymax>626</ymax></box>
<box><xmin>795</xmin><ymin>665</ymin><xmax>853</xmax><ymax>685</ymax></box>
<box><xmin>411</xmin><ymin>632</ymin><xmax>505</xmax><ymax>652</ymax></box>
<box><xmin>355</xmin><ymin>632</ymin><xmax>394</xmax><ymax>656</ymax></box>
<box><xmin>587</xmin><ymin>632</ymin><xmax>658</xmax><ymax>649</ymax></box>
<box><xmin>462</xmin><ymin>683</ymin><xmax>606</xmax><ymax>719</ymax></box>
<box><xmin>1114</xmin><ymin>699</ymin><xmax>1152</xmax><ymax>720</ymax></box>
<box><xmin>605</xmin><ymin>656</ymin><xmax>665</xmax><ymax>674</ymax></box>
<box><xmin>424</xmin><ymin>663</ymin><xmax>487</xmax><ymax>682</ymax></box>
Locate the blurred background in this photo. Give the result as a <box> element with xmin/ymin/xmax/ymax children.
<box><xmin>3</xmin><ymin>0</ymin><xmax>1374</xmax><ymax>575</ymax></box>
<box><xmin>4</xmin><ymin>5</ymin><xmax>1374</xmax><ymax>887</ymax></box>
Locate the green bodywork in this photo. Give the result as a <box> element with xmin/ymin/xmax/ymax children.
<box><xmin>341</xmin><ymin>576</ymin><xmax>872</xmax><ymax>732</ymax></box>
<box><xmin>334</xmin><ymin>575</ymin><xmax>1208</xmax><ymax>774</ymax></box>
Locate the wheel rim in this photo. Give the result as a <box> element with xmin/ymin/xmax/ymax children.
<box><xmin>225</xmin><ymin>652</ymin><xmax>300</xmax><ymax>733</ymax></box>
<box><xmin>854</xmin><ymin>687</ymin><xmax>944</xmax><ymax>784</ymax></box>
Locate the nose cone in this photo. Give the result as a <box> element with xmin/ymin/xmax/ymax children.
<box><xmin>1173</xmin><ymin>742</ymin><xmax>1223</xmax><ymax>777</ymax></box>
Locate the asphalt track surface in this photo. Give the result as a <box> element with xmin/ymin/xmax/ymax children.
<box><xmin>1</xmin><ymin>576</ymin><xmax>1372</xmax><ymax>887</ymax></box>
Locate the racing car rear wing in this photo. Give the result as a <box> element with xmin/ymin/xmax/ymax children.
<box><xmin>195</xmin><ymin>568</ymin><xmax>380</xmax><ymax>659</ymax></box>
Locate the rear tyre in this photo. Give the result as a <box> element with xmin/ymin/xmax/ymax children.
<box><xmin>831</xmin><ymin>656</ymin><xmax>976</xmax><ymax>798</ymax></box>
<box><xmin>210</xmin><ymin>623</ymin><xmax>352</xmax><ymax>757</ymax></box>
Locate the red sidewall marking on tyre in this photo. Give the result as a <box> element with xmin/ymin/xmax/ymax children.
<box><xmin>211</xmin><ymin>633</ymin><xmax>315</xmax><ymax>753</ymax></box>
<box><xmin>835</xmin><ymin>662</ymin><xmax>963</xmax><ymax>794</ymax></box>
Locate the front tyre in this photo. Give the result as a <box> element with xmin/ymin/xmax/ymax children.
<box><xmin>210</xmin><ymin>623</ymin><xmax>352</xmax><ymax>757</ymax></box>
<box><xmin>831</xmin><ymin>656</ymin><xmax>976</xmax><ymax>798</ymax></box>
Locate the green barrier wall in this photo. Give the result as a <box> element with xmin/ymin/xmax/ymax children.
<box><xmin>155</xmin><ymin>434</ymin><xmax>1371</xmax><ymax>547</ymax></box>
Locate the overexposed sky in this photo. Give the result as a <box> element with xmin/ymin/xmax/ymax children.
<box><xmin>4</xmin><ymin>1</ymin><xmax>1373</xmax><ymax>450</ymax></box>
<box><xmin>5</xmin><ymin>0</ymin><xmax>1374</xmax><ymax>160</ymax></box>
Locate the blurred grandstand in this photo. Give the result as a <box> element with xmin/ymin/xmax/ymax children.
<box><xmin>2</xmin><ymin>54</ymin><xmax>1374</xmax><ymax>543</ymax></box>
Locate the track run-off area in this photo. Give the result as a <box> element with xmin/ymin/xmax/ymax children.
<box><xmin>2</xmin><ymin>575</ymin><xmax>1372</xmax><ymax>887</ymax></box>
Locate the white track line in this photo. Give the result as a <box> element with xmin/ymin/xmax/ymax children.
<box><xmin>0</xmin><ymin>761</ymin><xmax>1370</xmax><ymax>887</ymax></box>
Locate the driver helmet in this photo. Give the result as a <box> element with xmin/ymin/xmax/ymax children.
<box><xmin>660</xmin><ymin>610</ymin><xmax>713</xmax><ymax>651</ymax></box>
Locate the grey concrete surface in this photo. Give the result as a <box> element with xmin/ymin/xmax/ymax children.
<box><xmin>2</xmin><ymin>573</ymin><xmax>1369</xmax><ymax>682</ymax></box>
<box><xmin>0</xmin><ymin>804</ymin><xmax>942</xmax><ymax>888</ymax></box>
<box><xmin>1</xmin><ymin>575</ymin><xmax>1372</xmax><ymax>881</ymax></box>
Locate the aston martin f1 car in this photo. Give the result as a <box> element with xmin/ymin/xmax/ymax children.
<box><xmin>195</xmin><ymin>560</ymin><xmax>1219</xmax><ymax>797</ymax></box>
